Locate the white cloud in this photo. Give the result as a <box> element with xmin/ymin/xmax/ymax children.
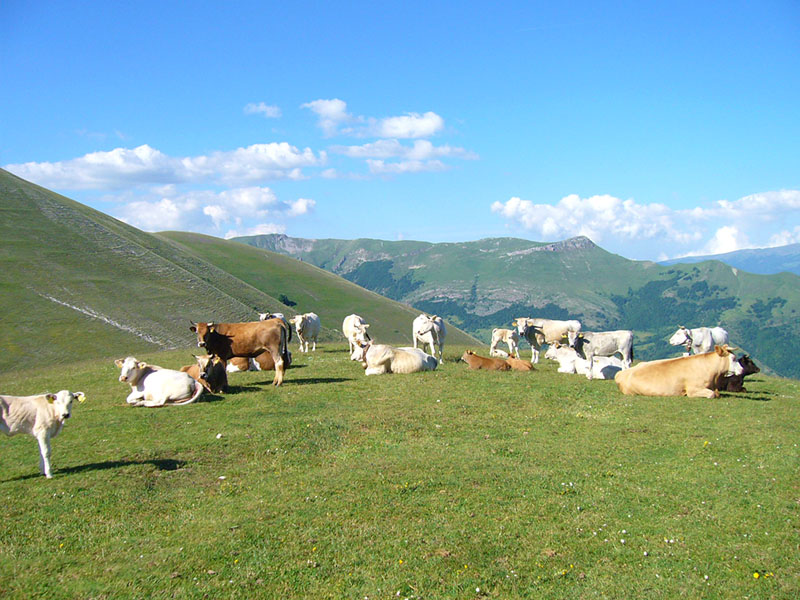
<box><xmin>4</xmin><ymin>143</ymin><xmax>325</xmax><ymax>190</ymax></box>
<box><xmin>331</xmin><ymin>139</ymin><xmax>477</xmax><ymax>160</ymax></box>
<box><xmin>492</xmin><ymin>190</ymin><xmax>800</xmax><ymax>260</ymax></box>
<box><xmin>224</xmin><ymin>223</ymin><xmax>286</xmax><ymax>239</ymax></box>
<box><xmin>301</xmin><ymin>98</ymin><xmax>353</xmax><ymax>137</ymax></box>
<box><xmin>110</xmin><ymin>186</ymin><xmax>314</xmax><ymax>235</ymax></box>
<box><xmin>375</xmin><ymin>112</ymin><xmax>444</xmax><ymax>138</ymax></box>
<box><xmin>367</xmin><ymin>159</ymin><xmax>448</xmax><ymax>174</ymax></box>
<box><xmin>244</xmin><ymin>102</ymin><xmax>282</xmax><ymax>118</ymax></box>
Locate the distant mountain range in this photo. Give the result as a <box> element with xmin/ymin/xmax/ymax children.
<box><xmin>661</xmin><ymin>245</ymin><xmax>800</xmax><ymax>276</ymax></box>
<box><xmin>235</xmin><ymin>233</ymin><xmax>800</xmax><ymax>378</ymax></box>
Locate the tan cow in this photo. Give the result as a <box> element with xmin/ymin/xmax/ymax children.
<box><xmin>614</xmin><ymin>345</ymin><xmax>743</xmax><ymax>398</ymax></box>
<box><xmin>505</xmin><ymin>357</ymin><xmax>534</xmax><ymax>371</ymax></box>
<box><xmin>190</xmin><ymin>319</ymin><xmax>289</xmax><ymax>386</ymax></box>
<box><xmin>460</xmin><ymin>350</ymin><xmax>511</xmax><ymax>371</ymax></box>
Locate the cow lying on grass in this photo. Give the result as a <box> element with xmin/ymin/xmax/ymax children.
<box><xmin>545</xmin><ymin>343</ymin><xmax>625</xmax><ymax>380</ymax></box>
<box><xmin>353</xmin><ymin>342</ymin><xmax>438</xmax><ymax>375</ymax></box>
<box><xmin>716</xmin><ymin>355</ymin><xmax>760</xmax><ymax>392</ymax></box>
<box><xmin>1</xmin><ymin>390</ymin><xmax>85</xmax><ymax>478</ymax></box>
<box><xmin>226</xmin><ymin>350</ymin><xmax>293</xmax><ymax>373</ymax></box>
<box><xmin>461</xmin><ymin>350</ymin><xmax>511</xmax><ymax>371</ymax></box>
<box><xmin>116</xmin><ymin>357</ymin><xmax>204</xmax><ymax>407</ymax></box>
<box><xmin>181</xmin><ymin>355</ymin><xmax>228</xmax><ymax>394</ymax></box>
<box><xmin>505</xmin><ymin>357</ymin><xmax>535</xmax><ymax>371</ymax></box>
<box><xmin>615</xmin><ymin>345</ymin><xmax>743</xmax><ymax>398</ymax></box>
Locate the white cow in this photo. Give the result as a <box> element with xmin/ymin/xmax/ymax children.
<box><xmin>342</xmin><ymin>314</ymin><xmax>371</xmax><ymax>359</ymax></box>
<box><xmin>513</xmin><ymin>318</ymin><xmax>582</xmax><ymax>363</ymax></box>
<box><xmin>545</xmin><ymin>344</ymin><xmax>625</xmax><ymax>379</ymax></box>
<box><xmin>1</xmin><ymin>390</ymin><xmax>85</xmax><ymax>478</ymax></box>
<box><xmin>115</xmin><ymin>357</ymin><xmax>204</xmax><ymax>407</ymax></box>
<box><xmin>489</xmin><ymin>328</ymin><xmax>520</xmax><ymax>359</ymax></box>
<box><xmin>291</xmin><ymin>312</ymin><xmax>321</xmax><ymax>352</ymax></box>
<box><xmin>669</xmin><ymin>326</ymin><xmax>729</xmax><ymax>355</ymax></box>
<box><xmin>412</xmin><ymin>314</ymin><xmax>446</xmax><ymax>363</ymax></box>
<box><xmin>567</xmin><ymin>329</ymin><xmax>634</xmax><ymax>379</ymax></box>
<box><xmin>357</xmin><ymin>342</ymin><xmax>438</xmax><ymax>375</ymax></box>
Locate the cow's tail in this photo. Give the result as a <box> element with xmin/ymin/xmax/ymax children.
<box><xmin>280</xmin><ymin>322</ymin><xmax>290</xmax><ymax>367</ymax></box>
<box><xmin>173</xmin><ymin>380</ymin><xmax>204</xmax><ymax>406</ymax></box>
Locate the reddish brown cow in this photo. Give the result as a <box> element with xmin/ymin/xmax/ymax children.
<box><xmin>180</xmin><ymin>355</ymin><xmax>228</xmax><ymax>393</ymax></box>
<box><xmin>505</xmin><ymin>357</ymin><xmax>535</xmax><ymax>371</ymax></box>
<box><xmin>189</xmin><ymin>319</ymin><xmax>289</xmax><ymax>386</ymax></box>
<box><xmin>460</xmin><ymin>350</ymin><xmax>511</xmax><ymax>371</ymax></box>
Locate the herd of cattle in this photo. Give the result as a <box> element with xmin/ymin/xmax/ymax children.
<box><xmin>2</xmin><ymin>311</ymin><xmax>761</xmax><ymax>478</ymax></box>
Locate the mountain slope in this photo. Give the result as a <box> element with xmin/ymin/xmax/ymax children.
<box><xmin>660</xmin><ymin>244</ymin><xmax>800</xmax><ymax>276</ymax></box>
<box><xmin>236</xmin><ymin>233</ymin><xmax>800</xmax><ymax>378</ymax></box>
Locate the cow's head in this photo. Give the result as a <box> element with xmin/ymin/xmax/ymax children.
<box><xmin>739</xmin><ymin>355</ymin><xmax>760</xmax><ymax>377</ymax></box>
<box><xmin>190</xmin><ymin>322</ymin><xmax>215</xmax><ymax>348</ymax></box>
<box><xmin>716</xmin><ymin>345</ymin><xmax>744</xmax><ymax>376</ymax></box>
<box><xmin>46</xmin><ymin>390</ymin><xmax>86</xmax><ymax>422</ymax></box>
<box><xmin>668</xmin><ymin>326</ymin><xmax>691</xmax><ymax>347</ymax></box>
<box><xmin>115</xmin><ymin>356</ymin><xmax>146</xmax><ymax>382</ymax></box>
<box><xmin>460</xmin><ymin>350</ymin><xmax>475</xmax><ymax>363</ymax></box>
<box><xmin>350</xmin><ymin>340</ymin><xmax>372</xmax><ymax>363</ymax></box>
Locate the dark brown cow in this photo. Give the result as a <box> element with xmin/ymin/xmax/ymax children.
<box><xmin>189</xmin><ymin>319</ymin><xmax>289</xmax><ymax>386</ymax></box>
<box><xmin>181</xmin><ymin>355</ymin><xmax>228</xmax><ymax>393</ymax></box>
<box><xmin>460</xmin><ymin>350</ymin><xmax>511</xmax><ymax>371</ymax></box>
<box><xmin>716</xmin><ymin>355</ymin><xmax>760</xmax><ymax>392</ymax></box>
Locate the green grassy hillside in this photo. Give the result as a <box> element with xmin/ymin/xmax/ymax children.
<box><xmin>0</xmin><ymin>170</ymin><xmax>474</xmax><ymax>372</ymax></box>
<box><xmin>237</xmin><ymin>234</ymin><xmax>800</xmax><ymax>378</ymax></box>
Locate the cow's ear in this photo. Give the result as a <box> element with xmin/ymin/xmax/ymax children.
<box><xmin>46</xmin><ymin>393</ymin><xmax>56</xmax><ymax>403</ymax></box>
<box><xmin>190</xmin><ymin>326</ymin><xmax>197</xmax><ymax>333</ymax></box>
<box><xmin>138</xmin><ymin>361</ymin><xmax>148</xmax><ymax>369</ymax></box>
<box><xmin>114</xmin><ymin>358</ymin><xmax>123</xmax><ymax>367</ymax></box>
<box><xmin>362</xmin><ymin>324</ymin><xmax>369</xmax><ymax>329</ymax></box>
<box><xmin>75</xmin><ymin>392</ymin><xmax>86</xmax><ymax>403</ymax></box>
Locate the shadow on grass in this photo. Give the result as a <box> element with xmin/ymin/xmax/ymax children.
<box><xmin>285</xmin><ymin>377</ymin><xmax>354</xmax><ymax>386</ymax></box>
<box><xmin>4</xmin><ymin>458</ymin><xmax>188</xmax><ymax>482</ymax></box>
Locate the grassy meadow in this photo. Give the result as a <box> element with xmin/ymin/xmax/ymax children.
<box><xmin>0</xmin><ymin>343</ymin><xmax>798</xmax><ymax>599</ymax></box>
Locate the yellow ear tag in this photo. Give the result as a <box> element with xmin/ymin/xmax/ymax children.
<box><xmin>78</xmin><ymin>394</ymin><xmax>86</xmax><ymax>403</ymax></box>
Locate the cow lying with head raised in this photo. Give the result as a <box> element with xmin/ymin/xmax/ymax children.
<box><xmin>181</xmin><ymin>354</ymin><xmax>228</xmax><ymax>393</ymax></box>
<box><xmin>545</xmin><ymin>343</ymin><xmax>625</xmax><ymax>379</ymax></box>
<box><xmin>716</xmin><ymin>355</ymin><xmax>760</xmax><ymax>392</ymax></box>
<box><xmin>116</xmin><ymin>357</ymin><xmax>204</xmax><ymax>407</ymax></box>
<box><xmin>343</xmin><ymin>314</ymin><xmax>371</xmax><ymax>359</ymax></box>
<box><xmin>615</xmin><ymin>345</ymin><xmax>743</xmax><ymax>398</ymax></box>
<box><xmin>1</xmin><ymin>389</ymin><xmax>85</xmax><ymax>478</ymax></box>
<box><xmin>513</xmin><ymin>318</ymin><xmax>581</xmax><ymax>363</ymax></box>
<box><xmin>461</xmin><ymin>350</ymin><xmax>511</xmax><ymax>371</ymax></box>
<box><xmin>354</xmin><ymin>342</ymin><xmax>438</xmax><ymax>375</ymax></box>
<box><xmin>190</xmin><ymin>319</ymin><xmax>289</xmax><ymax>386</ymax></box>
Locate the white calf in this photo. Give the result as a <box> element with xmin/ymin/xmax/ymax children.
<box><xmin>115</xmin><ymin>357</ymin><xmax>203</xmax><ymax>407</ymax></box>
<box><xmin>291</xmin><ymin>312</ymin><xmax>321</xmax><ymax>352</ymax></box>
<box><xmin>342</xmin><ymin>314</ymin><xmax>371</xmax><ymax>359</ymax></box>
<box><xmin>412</xmin><ymin>314</ymin><xmax>446</xmax><ymax>363</ymax></box>
<box><xmin>1</xmin><ymin>390</ymin><xmax>85</xmax><ymax>478</ymax></box>
<box><xmin>490</xmin><ymin>328</ymin><xmax>520</xmax><ymax>359</ymax></box>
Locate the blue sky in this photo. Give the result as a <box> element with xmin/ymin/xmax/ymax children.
<box><xmin>2</xmin><ymin>1</ymin><xmax>799</xmax><ymax>261</ymax></box>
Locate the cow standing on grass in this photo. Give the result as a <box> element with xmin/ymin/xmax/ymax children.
<box><xmin>1</xmin><ymin>390</ymin><xmax>85</xmax><ymax>478</ymax></box>
<box><xmin>291</xmin><ymin>312</ymin><xmax>321</xmax><ymax>353</ymax></box>
<box><xmin>513</xmin><ymin>318</ymin><xmax>581</xmax><ymax>363</ymax></box>
<box><xmin>190</xmin><ymin>318</ymin><xmax>289</xmax><ymax>386</ymax></box>
<box><xmin>343</xmin><ymin>314</ymin><xmax>371</xmax><ymax>359</ymax></box>
<box><xmin>669</xmin><ymin>326</ymin><xmax>729</xmax><ymax>355</ymax></box>
<box><xmin>413</xmin><ymin>314</ymin><xmax>446</xmax><ymax>363</ymax></box>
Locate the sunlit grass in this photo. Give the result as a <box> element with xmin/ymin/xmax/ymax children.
<box><xmin>0</xmin><ymin>344</ymin><xmax>797</xmax><ymax>599</ymax></box>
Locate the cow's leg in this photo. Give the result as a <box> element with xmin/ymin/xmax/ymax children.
<box><xmin>36</xmin><ymin>433</ymin><xmax>52</xmax><ymax>478</ymax></box>
<box><xmin>586</xmin><ymin>353</ymin><xmax>595</xmax><ymax>380</ymax></box>
<box><xmin>312</xmin><ymin>338</ymin><xmax>317</xmax><ymax>351</ymax></box>
<box><xmin>270</xmin><ymin>350</ymin><xmax>285</xmax><ymax>386</ymax></box>
<box><xmin>531</xmin><ymin>347</ymin><xmax>540</xmax><ymax>364</ymax></box>
<box><xmin>126</xmin><ymin>390</ymin><xmax>144</xmax><ymax>404</ymax></box>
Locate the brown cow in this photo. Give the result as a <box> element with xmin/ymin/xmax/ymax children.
<box><xmin>189</xmin><ymin>319</ymin><xmax>289</xmax><ymax>386</ymax></box>
<box><xmin>715</xmin><ymin>355</ymin><xmax>760</xmax><ymax>392</ymax></box>
<box><xmin>226</xmin><ymin>350</ymin><xmax>293</xmax><ymax>373</ymax></box>
<box><xmin>505</xmin><ymin>357</ymin><xmax>535</xmax><ymax>371</ymax></box>
<box><xmin>460</xmin><ymin>350</ymin><xmax>511</xmax><ymax>371</ymax></box>
<box><xmin>615</xmin><ymin>345</ymin><xmax>743</xmax><ymax>398</ymax></box>
<box><xmin>180</xmin><ymin>355</ymin><xmax>228</xmax><ymax>393</ymax></box>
